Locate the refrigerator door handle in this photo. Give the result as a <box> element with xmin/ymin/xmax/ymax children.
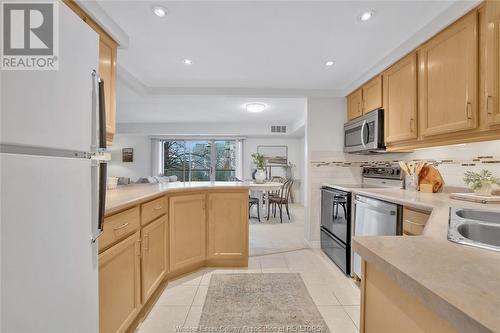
<box><xmin>98</xmin><ymin>162</ymin><xmax>107</xmax><ymax>231</ymax></box>
<box><xmin>90</xmin><ymin>160</ymin><xmax>107</xmax><ymax>243</ymax></box>
<box><xmin>98</xmin><ymin>79</ymin><xmax>107</xmax><ymax>149</ymax></box>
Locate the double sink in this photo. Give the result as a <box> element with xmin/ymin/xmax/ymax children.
<box><xmin>448</xmin><ymin>208</ymin><xmax>500</xmax><ymax>251</ymax></box>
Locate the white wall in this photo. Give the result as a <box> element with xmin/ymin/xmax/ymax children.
<box><xmin>304</xmin><ymin>97</ymin><xmax>349</xmax><ymax>247</ymax></box>
<box><xmin>243</xmin><ymin>136</ymin><xmax>304</xmax><ymax>203</ymax></box>
<box><xmin>108</xmin><ymin>135</ymin><xmax>151</xmax><ymax>182</ymax></box>
<box><xmin>108</xmin><ymin>133</ymin><xmax>307</xmax><ymax>203</ymax></box>
<box><xmin>117</xmin><ymin>121</ymin><xmax>305</xmax><ymax>137</ymax></box>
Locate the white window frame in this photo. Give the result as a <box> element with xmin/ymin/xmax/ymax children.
<box><xmin>151</xmin><ymin>137</ymin><xmax>244</xmax><ymax>182</ymax></box>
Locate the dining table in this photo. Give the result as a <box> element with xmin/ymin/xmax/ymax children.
<box><xmin>247</xmin><ymin>181</ymin><xmax>283</xmax><ymax>214</ymax></box>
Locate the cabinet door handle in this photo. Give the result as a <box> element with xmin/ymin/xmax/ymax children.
<box><xmin>486</xmin><ymin>95</ymin><xmax>493</xmax><ymax>115</ymax></box>
<box><xmin>404</xmin><ymin>219</ymin><xmax>425</xmax><ymax>227</ymax></box>
<box><xmin>466</xmin><ymin>101</ymin><xmax>473</xmax><ymax>120</ymax></box>
<box><xmin>113</xmin><ymin>222</ymin><xmax>129</xmax><ymax>231</ymax></box>
<box><xmin>136</xmin><ymin>240</ymin><xmax>141</xmax><ymax>257</ymax></box>
<box><xmin>143</xmin><ymin>234</ymin><xmax>149</xmax><ymax>251</ymax></box>
<box><xmin>410</xmin><ymin>118</ymin><xmax>415</xmax><ymax>132</ymax></box>
<box><xmin>153</xmin><ymin>205</ymin><xmax>163</xmax><ymax>210</ymax></box>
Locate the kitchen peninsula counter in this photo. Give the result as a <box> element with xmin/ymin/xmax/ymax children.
<box><xmin>106</xmin><ymin>181</ymin><xmax>249</xmax><ymax>216</ymax></box>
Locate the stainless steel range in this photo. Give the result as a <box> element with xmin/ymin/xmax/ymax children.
<box><xmin>320</xmin><ymin>166</ymin><xmax>402</xmax><ymax>275</ymax></box>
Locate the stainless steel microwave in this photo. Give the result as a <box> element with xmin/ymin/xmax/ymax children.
<box><xmin>343</xmin><ymin>109</ymin><xmax>385</xmax><ymax>154</ymax></box>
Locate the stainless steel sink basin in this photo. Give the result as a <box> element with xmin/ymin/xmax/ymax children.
<box><xmin>448</xmin><ymin>208</ymin><xmax>500</xmax><ymax>251</ymax></box>
<box><xmin>455</xmin><ymin>209</ymin><xmax>500</xmax><ymax>223</ymax></box>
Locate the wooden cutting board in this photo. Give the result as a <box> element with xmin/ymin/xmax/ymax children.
<box><xmin>450</xmin><ymin>193</ymin><xmax>500</xmax><ymax>204</ymax></box>
<box><xmin>418</xmin><ymin>165</ymin><xmax>444</xmax><ymax>193</ymax></box>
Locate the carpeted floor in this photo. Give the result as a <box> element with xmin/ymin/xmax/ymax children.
<box><xmin>199</xmin><ymin>273</ymin><xmax>330</xmax><ymax>333</ymax></box>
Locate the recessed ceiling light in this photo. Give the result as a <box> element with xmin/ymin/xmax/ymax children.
<box><xmin>360</xmin><ymin>11</ymin><xmax>374</xmax><ymax>22</ymax></box>
<box><xmin>152</xmin><ymin>6</ymin><xmax>167</xmax><ymax>17</ymax></box>
<box><xmin>325</xmin><ymin>61</ymin><xmax>335</xmax><ymax>67</ymax></box>
<box><xmin>183</xmin><ymin>59</ymin><xmax>193</xmax><ymax>65</ymax></box>
<box><xmin>246</xmin><ymin>103</ymin><xmax>266</xmax><ymax>113</ymax></box>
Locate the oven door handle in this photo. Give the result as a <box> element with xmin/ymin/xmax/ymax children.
<box><xmin>354</xmin><ymin>200</ymin><xmax>395</xmax><ymax>216</ymax></box>
<box><xmin>360</xmin><ymin>120</ymin><xmax>368</xmax><ymax>148</ymax></box>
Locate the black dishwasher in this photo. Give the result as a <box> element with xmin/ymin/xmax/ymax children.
<box><xmin>320</xmin><ymin>187</ymin><xmax>351</xmax><ymax>275</ymax></box>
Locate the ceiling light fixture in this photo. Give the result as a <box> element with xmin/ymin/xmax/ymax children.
<box><xmin>325</xmin><ymin>60</ymin><xmax>335</xmax><ymax>67</ymax></box>
<box><xmin>152</xmin><ymin>6</ymin><xmax>168</xmax><ymax>17</ymax></box>
<box><xmin>246</xmin><ymin>103</ymin><xmax>267</xmax><ymax>113</ymax></box>
<box><xmin>183</xmin><ymin>59</ymin><xmax>193</xmax><ymax>65</ymax></box>
<box><xmin>360</xmin><ymin>11</ymin><xmax>374</xmax><ymax>22</ymax></box>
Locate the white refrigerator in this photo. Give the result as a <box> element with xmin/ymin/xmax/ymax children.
<box><xmin>1</xmin><ymin>4</ymin><xmax>105</xmax><ymax>332</ymax></box>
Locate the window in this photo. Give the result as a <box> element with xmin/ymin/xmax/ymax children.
<box><xmin>160</xmin><ymin>139</ymin><xmax>241</xmax><ymax>182</ymax></box>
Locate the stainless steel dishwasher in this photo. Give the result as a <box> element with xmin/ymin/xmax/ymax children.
<box><xmin>353</xmin><ymin>195</ymin><xmax>402</xmax><ymax>278</ymax></box>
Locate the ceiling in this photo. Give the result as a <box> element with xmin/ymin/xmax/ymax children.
<box><xmin>116</xmin><ymin>80</ymin><xmax>306</xmax><ymax>125</ymax></box>
<box><xmin>98</xmin><ymin>0</ymin><xmax>456</xmax><ymax>90</ymax></box>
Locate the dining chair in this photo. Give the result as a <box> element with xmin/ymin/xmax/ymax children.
<box><xmin>267</xmin><ymin>179</ymin><xmax>294</xmax><ymax>223</ymax></box>
<box><xmin>249</xmin><ymin>196</ymin><xmax>260</xmax><ymax>222</ymax></box>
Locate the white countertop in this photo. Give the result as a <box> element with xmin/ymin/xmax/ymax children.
<box><xmin>105</xmin><ymin>181</ymin><xmax>249</xmax><ymax>215</ymax></box>
<box><xmin>348</xmin><ymin>187</ymin><xmax>500</xmax><ymax>333</ymax></box>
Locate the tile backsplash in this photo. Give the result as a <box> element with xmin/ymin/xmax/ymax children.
<box><xmin>311</xmin><ymin>139</ymin><xmax>500</xmax><ymax>189</ymax></box>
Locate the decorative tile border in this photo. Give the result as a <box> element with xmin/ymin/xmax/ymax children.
<box><xmin>311</xmin><ymin>156</ymin><xmax>500</xmax><ymax>168</ymax></box>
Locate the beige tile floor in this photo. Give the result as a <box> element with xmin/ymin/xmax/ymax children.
<box><xmin>249</xmin><ymin>203</ymin><xmax>308</xmax><ymax>256</ymax></box>
<box><xmin>137</xmin><ymin>248</ymin><xmax>360</xmax><ymax>333</ymax></box>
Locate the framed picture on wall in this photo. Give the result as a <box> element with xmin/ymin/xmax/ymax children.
<box><xmin>257</xmin><ymin>145</ymin><xmax>288</xmax><ymax>166</ymax></box>
<box><xmin>122</xmin><ymin>148</ymin><xmax>134</xmax><ymax>162</ymax></box>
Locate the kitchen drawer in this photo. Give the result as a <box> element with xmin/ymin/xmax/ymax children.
<box><xmin>141</xmin><ymin>196</ymin><xmax>167</xmax><ymax>226</ymax></box>
<box><xmin>99</xmin><ymin>207</ymin><xmax>140</xmax><ymax>252</ymax></box>
<box><xmin>321</xmin><ymin>228</ymin><xmax>349</xmax><ymax>275</ymax></box>
<box><xmin>403</xmin><ymin>207</ymin><xmax>430</xmax><ymax>236</ymax></box>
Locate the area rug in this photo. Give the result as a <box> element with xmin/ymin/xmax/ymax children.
<box><xmin>199</xmin><ymin>273</ymin><xmax>330</xmax><ymax>333</ymax></box>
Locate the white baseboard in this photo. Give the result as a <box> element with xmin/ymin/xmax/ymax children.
<box><xmin>304</xmin><ymin>239</ymin><xmax>321</xmax><ymax>249</ymax></box>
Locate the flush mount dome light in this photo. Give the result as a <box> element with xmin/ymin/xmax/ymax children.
<box><xmin>153</xmin><ymin>6</ymin><xmax>168</xmax><ymax>17</ymax></box>
<box><xmin>325</xmin><ymin>60</ymin><xmax>335</xmax><ymax>67</ymax></box>
<box><xmin>183</xmin><ymin>59</ymin><xmax>193</xmax><ymax>65</ymax></box>
<box><xmin>360</xmin><ymin>11</ymin><xmax>374</xmax><ymax>22</ymax></box>
<box><xmin>246</xmin><ymin>103</ymin><xmax>267</xmax><ymax>113</ymax></box>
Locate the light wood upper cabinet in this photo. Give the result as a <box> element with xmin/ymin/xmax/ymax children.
<box><xmin>485</xmin><ymin>1</ymin><xmax>500</xmax><ymax>126</ymax></box>
<box><xmin>63</xmin><ymin>1</ymin><xmax>117</xmax><ymax>146</ymax></box>
<box><xmin>169</xmin><ymin>194</ymin><xmax>206</xmax><ymax>271</ymax></box>
<box><xmin>99</xmin><ymin>232</ymin><xmax>141</xmax><ymax>333</ymax></box>
<box><xmin>347</xmin><ymin>89</ymin><xmax>363</xmax><ymax>120</ymax></box>
<box><xmin>363</xmin><ymin>75</ymin><xmax>383</xmax><ymax>114</ymax></box>
<box><xmin>418</xmin><ymin>11</ymin><xmax>479</xmax><ymax>137</ymax></box>
<box><xmin>207</xmin><ymin>192</ymin><xmax>248</xmax><ymax>260</ymax></box>
<box><xmin>383</xmin><ymin>53</ymin><xmax>418</xmax><ymax>143</ymax></box>
<box><xmin>141</xmin><ymin>216</ymin><xmax>168</xmax><ymax>304</ymax></box>
<box><xmin>99</xmin><ymin>37</ymin><xmax>117</xmax><ymax>146</ymax></box>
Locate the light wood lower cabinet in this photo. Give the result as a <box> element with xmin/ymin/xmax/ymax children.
<box><xmin>100</xmin><ymin>190</ymin><xmax>248</xmax><ymax>333</ymax></box>
<box><xmin>169</xmin><ymin>194</ymin><xmax>207</xmax><ymax>271</ymax></box>
<box><xmin>207</xmin><ymin>192</ymin><xmax>249</xmax><ymax>261</ymax></box>
<box><xmin>361</xmin><ymin>261</ymin><xmax>456</xmax><ymax>333</ymax></box>
<box><xmin>402</xmin><ymin>207</ymin><xmax>430</xmax><ymax>236</ymax></box>
<box><xmin>99</xmin><ymin>232</ymin><xmax>141</xmax><ymax>333</ymax></box>
<box><xmin>141</xmin><ymin>216</ymin><xmax>168</xmax><ymax>303</ymax></box>
<box><xmin>383</xmin><ymin>53</ymin><xmax>418</xmax><ymax>144</ymax></box>
<box><xmin>418</xmin><ymin>11</ymin><xmax>478</xmax><ymax>137</ymax></box>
